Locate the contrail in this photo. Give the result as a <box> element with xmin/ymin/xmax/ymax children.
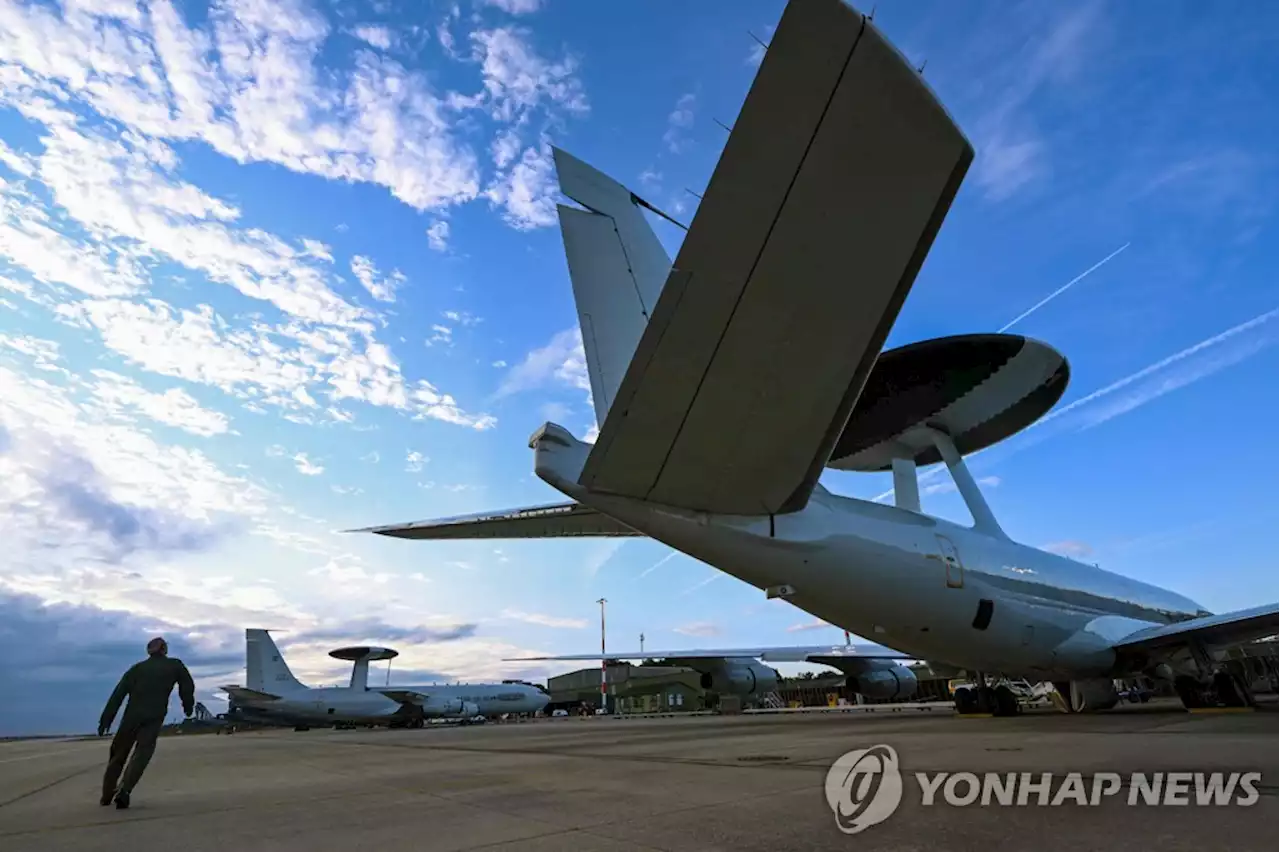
<box><xmin>1032</xmin><ymin>308</ymin><xmax>1279</xmax><ymax>431</ymax></box>
<box><xmin>871</xmin><ymin>243</ymin><xmax>1134</xmax><ymax>503</ymax></box>
<box><xmin>681</xmin><ymin>571</ymin><xmax>723</xmax><ymax>596</ymax></box>
<box><xmin>997</xmin><ymin>242</ymin><xmax>1130</xmax><ymax>333</ymax></box>
<box><xmin>636</xmin><ymin>551</ymin><xmax>677</xmax><ymax>580</ymax></box>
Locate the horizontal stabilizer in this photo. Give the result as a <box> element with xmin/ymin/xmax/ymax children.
<box><xmin>507</xmin><ymin>643</ymin><xmax>909</xmax><ymax>664</ymax></box>
<box><xmin>578</xmin><ymin>1</ymin><xmax>973</xmax><ymax>515</ymax></box>
<box><xmin>1114</xmin><ymin>604</ymin><xmax>1279</xmax><ymax>654</ymax></box>
<box><xmin>219</xmin><ymin>685</ymin><xmax>281</xmax><ymax>702</ymax></box>
<box><xmin>349</xmin><ymin>502</ymin><xmax>643</xmax><ymax>540</ymax></box>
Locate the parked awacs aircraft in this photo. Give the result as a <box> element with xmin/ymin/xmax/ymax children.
<box><xmin>220</xmin><ymin>630</ymin><xmax>549</xmax><ymax>729</ymax></box>
<box><xmin>352</xmin><ymin>0</ymin><xmax>1278</xmax><ymax>717</ymax></box>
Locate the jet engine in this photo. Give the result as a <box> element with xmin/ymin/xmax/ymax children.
<box><xmin>847</xmin><ymin>662</ymin><xmax>918</xmax><ymax>701</ymax></box>
<box><xmin>1057</xmin><ymin>679</ymin><xmax>1118</xmax><ymax>713</ymax></box>
<box><xmin>699</xmin><ymin>661</ymin><xmax>780</xmax><ymax>696</ymax></box>
<box><xmin>421</xmin><ymin>697</ymin><xmax>479</xmax><ymax>718</ymax></box>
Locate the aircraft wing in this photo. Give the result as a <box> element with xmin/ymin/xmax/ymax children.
<box><xmin>1113</xmin><ymin>604</ymin><xmax>1279</xmax><ymax>654</ymax></box>
<box><xmin>219</xmin><ymin>685</ymin><xmax>281</xmax><ymax>702</ymax></box>
<box><xmin>379</xmin><ymin>689</ymin><xmax>428</xmax><ymax>706</ymax></box>
<box><xmin>507</xmin><ymin>643</ymin><xmax>911</xmax><ymax>665</ymax></box>
<box><xmin>348</xmin><ymin>502</ymin><xmax>643</xmax><ymax>540</ymax></box>
<box><xmin>577</xmin><ymin>2</ymin><xmax>973</xmax><ymax>516</ymax></box>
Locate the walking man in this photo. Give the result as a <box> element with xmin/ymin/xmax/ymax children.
<box><xmin>98</xmin><ymin>637</ymin><xmax>195</xmax><ymax>809</ymax></box>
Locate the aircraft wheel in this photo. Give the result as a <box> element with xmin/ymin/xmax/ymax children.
<box><xmin>1213</xmin><ymin>672</ymin><xmax>1252</xmax><ymax>707</ymax></box>
<box><xmin>993</xmin><ymin>685</ymin><xmax>1020</xmax><ymax>717</ymax></box>
<box><xmin>1174</xmin><ymin>675</ymin><xmax>1204</xmax><ymax>709</ymax></box>
<box><xmin>977</xmin><ymin>686</ymin><xmax>999</xmax><ymax>714</ymax></box>
<box><xmin>953</xmin><ymin>687</ymin><xmax>978</xmax><ymax>714</ymax></box>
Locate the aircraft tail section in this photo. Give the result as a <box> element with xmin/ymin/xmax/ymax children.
<box><xmin>246</xmin><ymin>629</ymin><xmax>305</xmax><ymax>693</ymax></box>
<box><xmin>553</xmin><ymin>148</ymin><xmax>672</xmax><ymax>426</ymax></box>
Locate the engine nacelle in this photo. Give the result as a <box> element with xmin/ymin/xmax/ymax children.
<box><xmin>699</xmin><ymin>661</ymin><xmax>780</xmax><ymax>696</ymax></box>
<box><xmin>422</xmin><ymin>697</ymin><xmax>479</xmax><ymax>718</ymax></box>
<box><xmin>1060</xmin><ymin>679</ymin><xmax>1118</xmax><ymax>713</ymax></box>
<box><xmin>848</xmin><ymin>662</ymin><xmax>918</xmax><ymax>701</ymax></box>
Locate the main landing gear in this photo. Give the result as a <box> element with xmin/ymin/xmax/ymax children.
<box><xmin>1173</xmin><ymin>671</ymin><xmax>1256</xmax><ymax>710</ymax></box>
<box><xmin>953</xmin><ymin>673</ymin><xmax>1021</xmax><ymax>717</ymax></box>
<box><xmin>1170</xmin><ymin>640</ymin><xmax>1258</xmax><ymax>711</ymax></box>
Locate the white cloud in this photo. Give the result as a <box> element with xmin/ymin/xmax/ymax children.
<box><xmin>469</xmin><ymin>27</ymin><xmax>588</xmax><ymax>124</ymax></box>
<box><xmin>405</xmin><ymin>450</ymin><xmax>427</xmax><ymax>473</ymax></box>
<box><xmin>425</xmin><ymin>219</ymin><xmax>450</xmax><ymax>251</ymax></box>
<box><xmin>88</xmin><ymin>369</ymin><xmax>230</xmax><ymax>437</ymax></box>
<box><xmin>483</xmin><ymin>138</ymin><xmax>560</xmax><ymax>230</ymax></box>
<box><xmin>1044</xmin><ymin>540</ymin><xmax>1094</xmax><ymax>559</ymax></box>
<box><xmin>746</xmin><ymin>26</ymin><xmax>775</xmax><ymax>66</ymax></box>
<box><xmin>350</xmin><ymin>255</ymin><xmax>406</xmax><ymax>303</ymax></box>
<box><xmin>0</xmin><ymin>363</ymin><xmax>268</xmax><ymax>570</ymax></box>
<box><xmin>672</xmin><ymin>621</ymin><xmax>721</xmax><ymax>638</ymax></box>
<box><xmin>496</xmin><ymin>327</ymin><xmax>589</xmax><ymax>398</ymax></box>
<box><xmin>478</xmin><ymin>0</ymin><xmax>544</xmax><ymax>14</ymax></box>
<box><xmin>663</xmin><ymin>92</ymin><xmax>696</xmax><ymax>153</ymax></box>
<box><xmin>426</xmin><ymin>324</ymin><xmax>453</xmax><ymax>347</ymax></box>
<box><xmin>0</xmin><ymin>332</ymin><xmax>62</xmax><ymax>372</ymax></box>
<box><xmin>443</xmin><ymin>310</ymin><xmax>481</xmax><ymax>326</ymax></box>
<box><xmin>292</xmin><ymin>452</ymin><xmax>324</xmax><ymax>476</ymax></box>
<box><xmin>501</xmin><ymin>609</ymin><xmax>587</xmax><ymax>629</ymax></box>
<box><xmin>786</xmin><ymin>618</ymin><xmax>831</xmax><ymax>633</ymax></box>
<box><xmin>966</xmin><ymin>3</ymin><xmax>1100</xmax><ymax>201</ymax></box>
<box><xmin>351</xmin><ymin>25</ymin><xmax>394</xmax><ymax>50</ymax></box>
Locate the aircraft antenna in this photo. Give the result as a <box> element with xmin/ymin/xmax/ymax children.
<box><xmin>748</xmin><ymin>30</ymin><xmax>770</xmax><ymax>52</ymax></box>
<box><xmin>712</xmin><ymin>117</ymin><xmax>734</xmax><ymax>134</ymax></box>
<box><xmin>630</xmin><ymin>192</ymin><xmax>688</xmax><ymax>232</ymax></box>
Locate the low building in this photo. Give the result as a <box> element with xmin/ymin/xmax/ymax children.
<box><xmin>548</xmin><ymin>663</ymin><xmax>708</xmax><ymax>713</ymax></box>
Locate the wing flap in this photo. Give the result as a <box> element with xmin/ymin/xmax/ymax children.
<box><xmin>579</xmin><ymin>3</ymin><xmax>972</xmax><ymax>515</ymax></box>
<box><xmin>349</xmin><ymin>502</ymin><xmax>643</xmax><ymax>540</ymax></box>
<box><xmin>1114</xmin><ymin>604</ymin><xmax>1279</xmax><ymax>654</ymax></box>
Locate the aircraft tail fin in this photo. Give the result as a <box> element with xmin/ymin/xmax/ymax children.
<box><xmin>553</xmin><ymin>148</ymin><xmax>673</xmax><ymax>426</ymax></box>
<box><xmin>245</xmin><ymin>628</ymin><xmax>305</xmax><ymax>693</ymax></box>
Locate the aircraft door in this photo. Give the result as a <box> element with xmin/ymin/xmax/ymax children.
<box><xmin>936</xmin><ymin>535</ymin><xmax>964</xmax><ymax>588</ymax></box>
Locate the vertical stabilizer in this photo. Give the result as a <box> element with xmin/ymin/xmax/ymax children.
<box><xmin>553</xmin><ymin>148</ymin><xmax>672</xmax><ymax>425</ymax></box>
<box><xmin>245</xmin><ymin>629</ymin><xmax>306</xmax><ymax>693</ymax></box>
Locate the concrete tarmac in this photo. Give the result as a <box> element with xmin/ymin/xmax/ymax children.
<box><xmin>1</xmin><ymin>701</ymin><xmax>1276</xmax><ymax>851</ymax></box>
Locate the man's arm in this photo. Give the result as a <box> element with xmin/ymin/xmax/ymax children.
<box><xmin>99</xmin><ymin>670</ymin><xmax>131</xmax><ymax>734</ymax></box>
<box><xmin>176</xmin><ymin>659</ymin><xmax>196</xmax><ymax>716</ymax></box>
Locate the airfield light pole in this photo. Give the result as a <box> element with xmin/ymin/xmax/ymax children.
<box><xmin>640</xmin><ymin>633</ymin><xmax>645</xmax><ymax>654</ymax></box>
<box><xmin>597</xmin><ymin>598</ymin><xmax>608</xmax><ymax>714</ymax></box>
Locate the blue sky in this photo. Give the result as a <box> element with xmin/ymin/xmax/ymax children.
<box><xmin>0</xmin><ymin>0</ymin><xmax>1275</xmax><ymax>734</ymax></box>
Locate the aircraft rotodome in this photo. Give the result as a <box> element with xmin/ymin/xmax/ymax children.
<box><xmin>352</xmin><ymin>0</ymin><xmax>1278</xmax><ymax>716</ymax></box>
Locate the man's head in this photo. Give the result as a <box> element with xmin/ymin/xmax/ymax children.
<box><xmin>146</xmin><ymin>637</ymin><xmax>168</xmax><ymax>657</ymax></box>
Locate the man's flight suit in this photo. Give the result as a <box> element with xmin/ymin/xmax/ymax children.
<box><xmin>99</xmin><ymin>654</ymin><xmax>195</xmax><ymax>801</ymax></box>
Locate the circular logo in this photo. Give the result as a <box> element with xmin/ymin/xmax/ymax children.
<box><xmin>824</xmin><ymin>744</ymin><xmax>903</xmax><ymax>835</ymax></box>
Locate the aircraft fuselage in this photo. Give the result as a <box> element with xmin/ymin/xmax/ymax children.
<box><xmin>539</xmin><ymin>437</ymin><xmax>1205</xmax><ymax>682</ymax></box>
